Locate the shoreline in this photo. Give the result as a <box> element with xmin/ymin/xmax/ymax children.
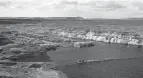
<box><xmin>54</xmin><ymin>29</ymin><xmax>143</xmax><ymax>46</ymax></box>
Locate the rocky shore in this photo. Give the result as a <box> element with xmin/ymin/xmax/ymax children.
<box><xmin>73</xmin><ymin>41</ymin><xmax>94</xmax><ymax>48</ymax></box>
<box><xmin>53</xmin><ymin>29</ymin><xmax>143</xmax><ymax>46</ymax></box>
<box><xmin>0</xmin><ymin>29</ymin><xmax>67</xmax><ymax>78</ymax></box>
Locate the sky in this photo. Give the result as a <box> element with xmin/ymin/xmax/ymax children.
<box><xmin>0</xmin><ymin>0</ymin><xmax>143</xmax><ymax>18</ymax></box>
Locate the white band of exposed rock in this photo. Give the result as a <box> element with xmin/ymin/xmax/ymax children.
<box><xmin>55</xmin><ymin>30</ymin><xmax>143</xmax><ymax>46</ymax></box>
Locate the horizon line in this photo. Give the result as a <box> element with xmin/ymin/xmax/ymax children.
<box><xmin>0</xmin><ymin>17</ymin><xmax>142</xmax><ymax>19</ymax></box>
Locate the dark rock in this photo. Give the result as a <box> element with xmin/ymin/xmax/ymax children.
<box><xmin>1</xmin><ymin>44</ymin><xmax>22</xmax><ymax>50</ymax></box>
<box><xmin>45</xmin><ymin>46</ymin><xmax>57</xmax><ymax>51</ymax></box>
<box><xmin>1</xmin><ymin>31</ymin><xmax>12</xmax><ymax>34</ymax></box>
<box><xmin>4</xmin><ymin>52</ymin><xmax>52</xmax><ymax>62</ymax></box>
<box><xmin>0</xmin><ymin>55</ymin><xmax>14</xmax><ymax>60</ymax></box>
<box><xmin>0</xmin><ymin>62</ymin><xmax>17</xmax><ymax>66</ymax></box>
<box><xmin>0</xmin><ymin>72</ymin><xmax>13</xmax><ymax>78</ymax></box>
<box><xmin>137</xmin><ymin>45</ymin><xmax>142</xmax><ymax>48</ymax></box>
<box><xmin>1</xmin><ymin>31</ymin><xmax>18</xmax><ymax>36</ymax></box>
<box><xmin>39</xmin><ymin>44</ymin><xmax>58</xmax><ymax>51</ymax></box>
<box><xmin>74</xmin><ymin>42</ymin><xmax>95</xmax><ymax>48</ymax></box>
<box><xmin>0</xmin><ymin>35</ymin><xmax>13</xmax><ymax>46</ymax></box>
<box><xmin>28</xmin><ymin>64</ymin><xmax>42</xmax><ymax>68</ymax></box>
<box><xmin>9</xmin><ymin>48</ymin><xmax>23</xmax><ymax>54</ymax></box>
<box><xmin>0</xmin><ymin>47</ymin><xmax>3</xmax><ymax>52</ymax></box>
<box><xmin>0</xmin><ymin>76</ymin><xmax>13</xmax><ymax>78</ymax></box>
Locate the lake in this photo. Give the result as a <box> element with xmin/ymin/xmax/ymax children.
<box><xmin>48</xmin><ymin>42</ymin><xmax>143</xmax><ymax>78</ymax></box>
<box><xmin>48</xmin><ymin>42</ymin><xmax>143</xmax><ymax>66</ymax></box>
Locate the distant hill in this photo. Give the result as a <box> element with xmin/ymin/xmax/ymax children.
<box><xmin>0</xmin><ymin>17</ymin><xmax>84</xmax><ymax>20</ymax></box>
<box><xmin>47</xmin><ymin>17</ymin><xmax>84</xmax><ymax>20</ymax></box>
<box><xmin>126</xmin><ymin>18</ymin><xmax>143</xmax><ymax>20</ymax></box>
<box><xmin>1</xmin><ymin>17</ymin><xmax>143</xmax><ymax>20</ymax></box>
<box><xmin>0</xmin><ymin>17</ymin><xmax>143</xmax><ymax>24</ymax></box>
<box><xmin>0</xmin><ymin>17</ymin><xmax>85</xmax><ymax>24</ymax></box>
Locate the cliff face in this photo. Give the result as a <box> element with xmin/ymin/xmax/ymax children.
<box><xmin>54</xmin><ymin>29</ymin><xmax>142</xmax><ymax>46</ymax></box>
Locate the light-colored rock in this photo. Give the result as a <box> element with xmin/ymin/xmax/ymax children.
<box><xmin>54</xmin><ymin>30</ymin><xmax>143</xmax><ymax>46</ymax></box>
<box><xmin>0</xmin><ymin>72</ymin><xmax>13</xmax><ymax>77</ymax></box>
<box><xmin>35</xmin><ymin>69</ymin><xmax>67</xmax><ymax>78</ymax></box>
<box><xmin>111</xmin><ymin>32</ymin><xmax>118</xmax><ymax>37</ymax></box>
<box><xmin>76</xmin><ymin>60</ymin><xmax>99</xmax><ymax>64</ymax></box>
<box><xmin>9</xmin><ymin>48</ymin><xmax>24</xmax><ymax>54</ymax></box>
<box><xmin>110</xmin><ymin>37</ymin><xmax>118</xmax><ymax>43</ymax></box>
<box><xmin>103</xmin><ymin>36</ymin><xmax>112</xmax><ymax>43</ymax></box>
<box><xmin>39</xmin><ymin>44</ymin><xmax>58</xmax><ymax>51</ymax></box>
<box><xmin>92</xmin><ymin>36</ymin><xmax>98</xmax><ymax>40</ymax></box>
<box><xmin>0</xmin><ymin>43</ymin><xmax>21</xmax><ymax>50</ymax></box>
<box><xmin>58</xmin><ymin>32</ymin><xmax>67</xmax><ymax>37</ymax></box>
<box><xmin>85</xmin><ymin>31</ymin><xmax>95</xmax><ymax>40</ymax></box>
<box><xmin>101</xmin><ymin>33</ymin><xmax>110</xmax><ymax>36</ymax></box>
<box><xmin>41</xmin><ymin>40</ymin><xmax>59</xmax><ymax>45</ymax></box>
<box><xmin>116</xmin><ymin>39</ymin><xmax>129</xmax><ymax>44</ymax></box>
<box><xmin>117</xmin><ymin>35</ymin><xmax>122</xmax><ymax>39</ymax></box>
<box><xmin>67</xmin><ymin>33</ymin><xmax>75</xmax><ymax>38</ymax></box>
<box><xmin>96</xmin><ymin>36</ymin><xmax>106</xmax><ymax>42</ymax></box>
<box><xmin>77</xmin><ymin>34</ymin><xmax>86</xmax><ymax>39</ymax></box>
<box><xmin>73</xmin><ymin>41</ymin><xmax>94</xmax><ymax>48</ymax></box>
<box><xmin>128</xmin><ymin>39</ymin><xmax>139</xmax><ymax>45</ymax></box>
<box><xmin>122</xmin><ymin>36</ymin><xmax>132</xmax><ymax>41</ymax></box>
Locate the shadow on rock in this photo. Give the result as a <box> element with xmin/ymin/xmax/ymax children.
<box><xmin>0</xmin><ymin>35</ymin><xmax>13</xmax><ymax>46</ymax></box>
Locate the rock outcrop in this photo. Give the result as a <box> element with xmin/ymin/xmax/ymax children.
<box><xmin>128</xmin><ymin>39</ymin><xmax>140</xmax><ymax>45</ymax></box>
<box><xmin>73</xmin><ymin>41</ymin><xmax>94</xmax><ymax>48</ymax></box>
<box><xmin>0</xmin><ymin>35</ymin><xmax>13</xmax><ymax>46</ymax></box>
<box><xmin>35</xmin><ymin>68</ymin><xmax>68</xmax><ymax>78</ymax></box>
<box><xmin>54</xmin><ymin>29</ymin><xmax>143</xmax><ymax>46</ymax></box>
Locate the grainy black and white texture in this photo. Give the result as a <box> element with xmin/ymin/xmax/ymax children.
<box><xmin>1</xmin><ymin>0</ymin><xmax>143</xmax><ymax>78</ymax></box>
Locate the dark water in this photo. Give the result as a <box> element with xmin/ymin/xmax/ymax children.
<box><xmin>48</xmin><ymin>42</ymin><xmax>143</xmax><ymax>66</ymax></box>
<box><xmin>48</xmin><ymin>42</ymin><xmax>143</xmax><ymax>78</ymax></box>
<box><xmin>58</xmin><ymin>57</ymin><xmax>143</xmax><ymax>78</ymax></box>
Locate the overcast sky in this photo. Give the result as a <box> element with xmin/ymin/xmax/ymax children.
<box><xmin>0</xmin><ymin>0</ymin><xmax>143</xmax><ymax>18</ymax></box>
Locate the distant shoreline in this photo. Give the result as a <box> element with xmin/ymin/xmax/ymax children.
<box><xmin>0</xmin><ymin>17</ymin><xmax>142</xmax><ymax>20</ymax></box>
